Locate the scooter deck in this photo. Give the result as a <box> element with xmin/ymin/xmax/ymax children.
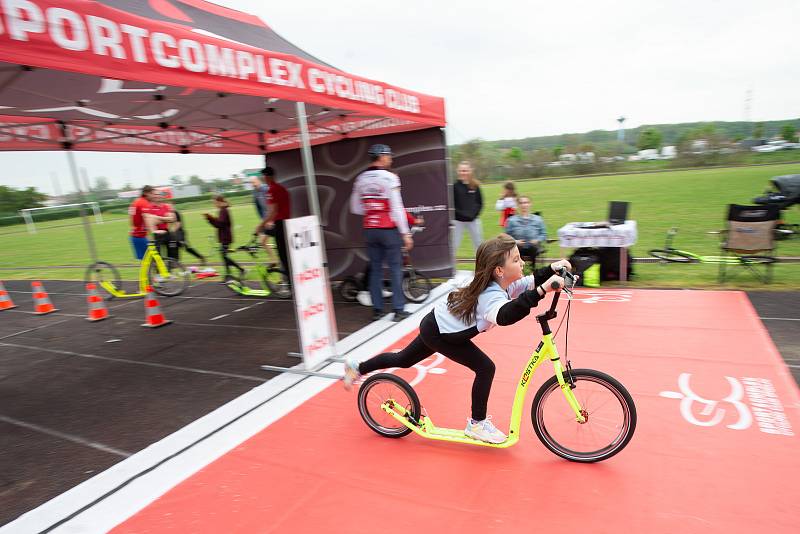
<box><xmin>382</xmin><ymin>402</ymin><xmax>517</xmax><ymax>448</ymax></box>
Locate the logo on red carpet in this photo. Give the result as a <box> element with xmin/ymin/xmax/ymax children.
<box><xmin>659</xmin><ymin>373</ymin><xmax>793</xmax><ymax>436</ymax></box>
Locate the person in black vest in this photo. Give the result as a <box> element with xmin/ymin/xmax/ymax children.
<box><xmin>453</xmin><ymin>160</ymin><xmax>483</xmax><ymax>253</ymax></box>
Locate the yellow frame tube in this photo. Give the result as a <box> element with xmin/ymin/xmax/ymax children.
<box><xmin>380</xmin><ymin>332</ymin><xmax>586</xmax><ymax>447</ymax></box>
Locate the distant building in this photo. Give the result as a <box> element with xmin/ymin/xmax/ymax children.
<box><xmin>661</xmin><ymin>146</ymin><xmax>677</xmax><ymax>159</ymax></box>
<box><xmin>690</xmin><ymin>139</ymin><xmax>709</xmax><ymax>154</ymax></box>
<box><xmin>739</xmin><ymin>139</ymin><xmax>765</xmax><ymax>150</ymax></box>
<box><xmin>116</xmin><ymin>184</ymin><xmax>200</xmax><ymax>200</ymax></box>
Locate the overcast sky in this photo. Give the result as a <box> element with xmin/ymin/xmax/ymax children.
<box><xmin>1</xmin><ymin>0</ymin><xmax>798</xmax><ymax>195</ymax></box>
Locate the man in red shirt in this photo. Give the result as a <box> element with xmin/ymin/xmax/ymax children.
<box><xmin>149</xmin><ymin>190</ymin><xmax>174</xmax><ymax>258</ymax></box>
<box><xmin>254</xmin><ymin>167</ymin><xmax>291</xmax><ymax>280</ymax></box>
<box><xmin>129</xmin><ymin>185</ymin><xmax>174</xmax><ymax>260</ymax></box>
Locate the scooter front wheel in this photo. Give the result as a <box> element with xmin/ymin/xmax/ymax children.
<box><xmin>357</xmin><ymin>373</ymin><xmax>420</xmax><ymax>438</ymax></box>
<box><xmin>531</xmin><ymin>369</ymin><xmax>636</xmax><ymax>462</ymax></box>
<box><xmin>84</xmin><ymin>261</ymin><xmax>121</xmax><ymax>301</ymax></box>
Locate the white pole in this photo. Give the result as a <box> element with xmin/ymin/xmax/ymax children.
<box><xmin>294</xmin><ymin>101</ymin><xmax>338</xmax><ymax>361</ymax></box>
<box><xmin>20</xmin><ymin>209</ymin><xmax>36</xmax><ymax>234</ymax></box>
<box><xmin>92</xmin><ymin>202</ymin><xmax>104</xmax><ymax>224</ymax></box>
<box><xmin>66</xmin><ymin>151</ymin><xmax>98</xmax><ymax>263</ymax></box>
<box><xmin>295</xmin><ymin>102</ymin><xmax>322</xmax><ymax>222</ymax></box>
<box><xmin>442</xmin><ymin>127</ymin><xmax>457</xmax><ymax>275</ymax></box>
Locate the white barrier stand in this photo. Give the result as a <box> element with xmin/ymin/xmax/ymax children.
<box><xmin>260</xmin><ymin>215</ymin><xmax>341</xmax><ymax>378</ymax></box>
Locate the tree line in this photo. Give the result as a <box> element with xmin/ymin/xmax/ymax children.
<box><xmin>450</xmin><ymin>118</ymin><xmax>800</xmax><ymax>182</ymax></box>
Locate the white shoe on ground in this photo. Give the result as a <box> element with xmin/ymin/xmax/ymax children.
<box><xmin>343</xmin><ymin>357</ymin><xmax>361</xmax><ymax>390</ymax></box>
<box><xmin>464</xmin><ymin>416</ymin><xmax>507</xmax><ymax>444</ymax></box>
<box><xmin>356</xmin><ymin>291</ymin><xmax>372</xmax><ymax>307</ymax></box>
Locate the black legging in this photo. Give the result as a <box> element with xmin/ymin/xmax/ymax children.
<box><xmin>219</xmin><ymin>245</ymin><xmax>244</xmax><ymax>276</ymax></box>
<box><xmin>274</xmin><ymin>219</ymin><xmax>290</xmax><ymax>278</ymax></box>
<box><xmin>358</xmin><ymin>311</ymin><xmax>495</xmax><ymax>421</ymax></box>
<box><xmin>167</xmin><ymin>239</ymin><xmax>206</xmax><ymax>264</ymax></box>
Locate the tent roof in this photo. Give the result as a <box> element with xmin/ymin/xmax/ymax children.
<box><xmin>0</xmin><ymin>0</ymin><xmax>445</xmax><ymax>154</ymax></box>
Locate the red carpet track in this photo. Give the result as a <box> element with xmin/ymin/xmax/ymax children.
<box><xmin>113</xmin><ymin>290</ymin><xmax>800</xmax><ymax>533</ymax></box>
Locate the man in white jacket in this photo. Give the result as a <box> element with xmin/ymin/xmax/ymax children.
<box><xmin>350</xmin><ymin>144</ymin><xmax>413</xmax><ymax>321</ymax></box>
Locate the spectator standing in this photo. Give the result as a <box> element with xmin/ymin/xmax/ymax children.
<box><xmin>168</xmin><ymin>208</ymin><xmax>207</xmax><ymax>266</ymax></box>
<box><xmin>128</xmin><ymin>185</ymin><xmax>173</xmax><ymax>260</ymax></box>
<box><xmin>150</xmin><ymin>191</ymin><xmax>174</xmax><ymax>259</ymax></box>
<box><xmin>505</xmin><ymin>195</ymin><xmax>547</xmax><ymax>265</ymax></box>
<box><xmin>453</xmin><ymin>160</ymin><xmax>483</xmax><ymax>254</ymax></box>
<box><xmin>251</xmin><ymin>174</ymin><xmax>276</xmax><ymax>261</ymax></box>
<box><xmin>254</xmin><ymin>167</ymin><xmax>291</xmax><ymax>280</ymax></box>
<box><xmin>204</xmin><ymin>195</ymin><xmax>243</xmax><ymax>278</ymax></box>
<box><xmin>494</xmin><ymin>180</ymin><xmax>518</xmax><ymax>227</ymax></box>
<box><xmin>350</xmin><ymin>144</ymin><xmax>412</xmax><ymax>322</ymax></box>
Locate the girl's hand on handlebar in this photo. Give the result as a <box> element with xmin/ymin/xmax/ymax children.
<box><xmin>550</xmin><ymin>259</ymin><xmax>572</xmax><ymax>273</ymax></box>
<box><xmin>543</xmin><ymin>274</ymin><xmax>565</xmax><ymax>292</ymax></box>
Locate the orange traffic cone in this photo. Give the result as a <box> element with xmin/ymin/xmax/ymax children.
<box><xmin>85</xmin><ymin>283</ymin><xmax>110</xmax><ymax>322</ymax></box>
<box><xmin>0</xmin><ymin>281</ymin><xmax>17</xmax><ymax>311</ymax></box>
<box><xmin>31</xmin><ymin>281</ymin><xmax>58</xmax><ymax>315</ymax></box>
<box><xmin>142</xmin><ymin>286</ymin><xmax>171</xmax><ymax>328</ymax></box>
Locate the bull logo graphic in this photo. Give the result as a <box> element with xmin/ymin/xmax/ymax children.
<box><xmin>659</xmin><ymin>373</ymin><xmax>752</xmax><ymax>430</ymax></box>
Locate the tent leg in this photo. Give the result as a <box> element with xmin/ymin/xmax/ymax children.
<box><xmin>65</xmin><ymin>150</ymin><xmax>98</xmax><ymax>264</ymax></box>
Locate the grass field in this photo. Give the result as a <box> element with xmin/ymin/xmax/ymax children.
<box><xmin>1</xmin><ymin>163</ymin><xmax>798</xmax><ymax>288</ymax></box>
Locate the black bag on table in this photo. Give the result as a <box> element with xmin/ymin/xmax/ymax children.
<box><xmin>568</xmin><ymin>248</ymin><xmax>600</xmax><ymax>287</ymax></box>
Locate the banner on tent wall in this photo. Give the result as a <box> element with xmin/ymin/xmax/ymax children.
<box><xmin>266</xmin><ymin>128</ymin><xmax>452</xmax><ymax>279</ymax></box>
<box><xmin>285</xmin><ymin>215</ymin><xmax>337</xmax><ymax>370</ymax></box>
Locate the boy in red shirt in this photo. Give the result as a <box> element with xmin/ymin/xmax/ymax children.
<box><xmin>129</xmin><ymin>185</ymin><xmax>174</xmax><ymax>260</ymax></box>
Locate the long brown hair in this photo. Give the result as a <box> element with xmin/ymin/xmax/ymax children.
<box><xmin>447</xmin><ymin>234</ymin><xmax>517</xmax><ymax>324</ymax></box>
<box><xmin>502</xmin><ymin>181</ymin><xmax>517</xmax><ymax>198</ymax></box>
<box><xmin>457</xmin><ymin>160</ymin><xmax>481</xmax><ymax>190</ymax></box>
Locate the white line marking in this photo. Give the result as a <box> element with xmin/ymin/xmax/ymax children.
<box><xmin>760</xmin><ymin>316</ymin><xmax>800</xmax><ymax>321</ymax></box>
<box><xmin>233</xmin><ymin>307</ymin><xmax>250</xmax><ymax>313</ymax></box>
<box><xmin>0</xmin><ymin>415</ymin><xmax>131</xmax><ymax>458</ymax></box>
<box><xmin>209</xmin><ymin>314</ymin><xmax>229</xmax><ymax>321</ymax></box>
<box><xmin>4</xmin><ymin>310</ymin><xmax>302</xmax><ymax>332</ymax></box>
<box><xmin>0</xmin><ymin>280</ymin><xmax>457</xmax><ymax>534</ymax></box>
<box><xmin>0</xmin><ymin>342</ymin><xmax>267</xmax><ymax>383</ymax></box>
<box><xmin>0</xmin><ymin>319</ymin><xmax>72</xmax><ymax>341</ymax></box>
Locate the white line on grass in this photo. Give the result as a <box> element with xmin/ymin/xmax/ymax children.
<box><xmin>0</xmin><ymin>415</ymin><xmax>131</xmax><ymax>458</ymax></box>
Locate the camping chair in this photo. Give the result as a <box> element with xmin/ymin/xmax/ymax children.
<box><xmin>718</xmin><ymin>204</ymin><xmax>780</xmax><ymax>284</ymax></box>
<box><xmin>518</xmin><ymin>211</ymin><xmax>555</xmax><ymax>271</ymax></box>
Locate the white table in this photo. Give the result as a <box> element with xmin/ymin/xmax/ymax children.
<box><xmin>557</xmin><ymin>220</ymin><xmax>638</xmax><ymax>281</ymax></box>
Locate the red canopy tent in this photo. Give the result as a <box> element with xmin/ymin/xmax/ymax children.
<box><xmin>0</xmin><ymin>0</ymin><xmax>451</xmax><ymax>276</ymax></box>
<box><xmin>0</xmin><ymin>0</ymin><xmax>446</xmax><ymax>154</ymax></box>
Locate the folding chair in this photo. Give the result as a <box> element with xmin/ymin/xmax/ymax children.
<box><xmin>518</xmin><ymin>210</ymin><xmax>555</xmax><ymax>271</ymax></box>
<box><xmin>718</xmin><ymin>204</ymin><xmax>780</xmax><ymax>283</ymax></box>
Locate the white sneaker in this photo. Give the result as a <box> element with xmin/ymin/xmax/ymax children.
<box><xmin>381</xmin><ymin>289</ymin><xmax>393</xmax><ymax>298</ymax></box>
<box><xmin>356</xmin><ymin>291</ymin><xmax>372</xmax><ymax>307</ymax></box>
<box><xmin>342</xmin><ymin>357</ymin><xmax>361</xmax><ymax>391</ymax></box>
<box><xmin>464</xmin><ymin>415</ymin><xmax>507</xmax><ymax>444</ymax></box>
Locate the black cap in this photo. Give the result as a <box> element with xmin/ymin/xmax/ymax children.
<box><xmin>368</xmin><ymin>144</ymin><xmax>392</xmax><ymax>157</ymax></box>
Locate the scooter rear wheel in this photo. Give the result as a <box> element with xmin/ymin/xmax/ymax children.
<box><xmin>357</xmin><ymin>373</ymin><xmax>420</xmax><ymax>438</ymax></box>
